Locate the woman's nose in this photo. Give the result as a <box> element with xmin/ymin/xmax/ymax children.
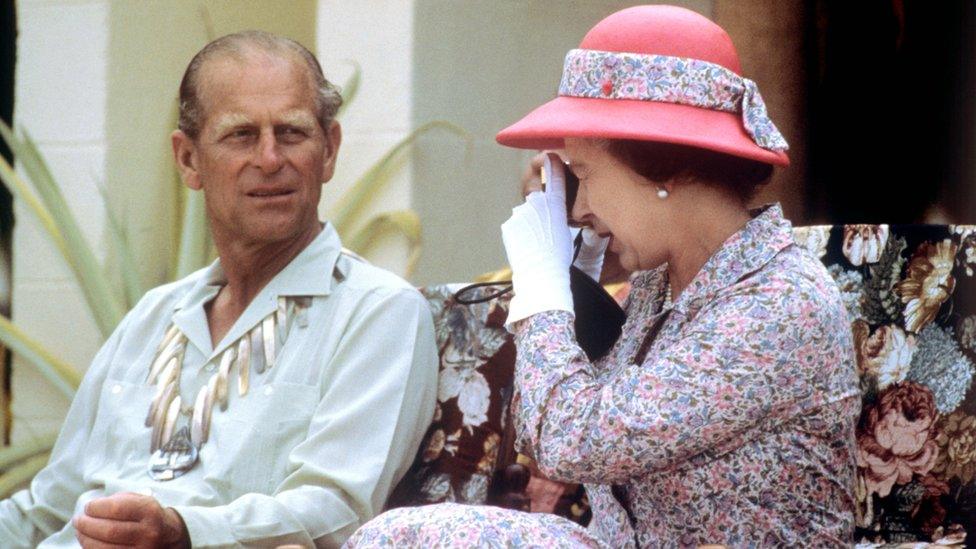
<box><xmin>570</xmin><ymin>183</ymin><xmax>592</xmax><ymax>225</ymax></box>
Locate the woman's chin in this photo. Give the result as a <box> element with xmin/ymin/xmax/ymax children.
<box><xmin>620</xmin><ymin>253</ymin><xmax>667</xmax><ymax>273</ymax></box>
<box><xmin>618</xmin><ymin>253</ymin><xmax>641</xmax><ymax>272</ymax></box>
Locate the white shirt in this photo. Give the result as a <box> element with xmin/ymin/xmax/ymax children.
<box><xmin>0</xmin><ymin>224</ymin><xmax>439</xmax><ymax>548</ymax></box>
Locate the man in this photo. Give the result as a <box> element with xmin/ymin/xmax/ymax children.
<box><xmin>0</xmin><ymin>31</ymin><xmax>438</xmax><ymax>547</ymax></box>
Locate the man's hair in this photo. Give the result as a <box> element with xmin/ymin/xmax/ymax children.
<box><xmin>177</xmin><ymin>30</ymin><xmax>343</xmax><ymax>139</ymax></box>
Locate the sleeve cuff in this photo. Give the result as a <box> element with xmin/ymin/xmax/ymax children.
<box><xmin>170</xmin><ymin>505</ymin><xmax>235</xmax><ymax>548</ymax></box>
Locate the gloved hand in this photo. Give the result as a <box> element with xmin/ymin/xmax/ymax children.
<box><xmin>573</xmin><ymin>227</ymin><xmax>609</xmax><ymax>282</ymax></box>
<box><xmin>501</xmin><ymin>153</ymin><xmax>574</xmax><ymax>328</ymax></box>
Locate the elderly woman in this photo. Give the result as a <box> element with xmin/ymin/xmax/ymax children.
<box><xmin>347</xmin><ymin>5</ymin><xmax>859</xmax><ymax>548</ymax></box>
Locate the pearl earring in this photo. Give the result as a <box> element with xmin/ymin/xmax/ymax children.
<box><xmin>657</xmin><ymin>188</ymin><xmax>669</xmax><ymax>199</ymax></box>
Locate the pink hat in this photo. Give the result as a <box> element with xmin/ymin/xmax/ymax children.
<box><xmin>496</xmin><ymin>5</ymin><xmax>790</xmax><ymax>166</ymax></box>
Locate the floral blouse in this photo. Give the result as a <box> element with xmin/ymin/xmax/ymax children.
<box><xmin>513</xmin><ymin>204</ymin><xmax>861</xmax><ymax>547</ymax></box>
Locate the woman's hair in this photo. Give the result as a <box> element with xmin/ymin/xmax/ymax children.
<box><xmin>598</xmin><ymin>139</ymin><xmax>774</xmax><ymax>203</ymax></box>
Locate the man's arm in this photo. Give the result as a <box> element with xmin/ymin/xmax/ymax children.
<box><xmin>170</xmin><ymin>288</ymin><xmax>438</xmax><ymax>548</ymax></box>
<box><xmin>0</xmin><ymin>316</ymin><xmax>126</xmax><ymax>547</ymax></box>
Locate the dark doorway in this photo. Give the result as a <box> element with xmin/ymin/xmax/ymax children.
<box><xmin>1</xmin><ymin>0</ymin><xmax>17</xmax><ymax>445</ymax></box>
<box><xmin>806</xmin><ymin>0</ymin><xmax>976</xmax><ymax>224</ymax></box>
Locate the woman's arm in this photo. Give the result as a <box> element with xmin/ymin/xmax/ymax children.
<box><xmin>513</xmin><ymin>279</ymin><xmax>855</xmax><ymax>484</ymax></box>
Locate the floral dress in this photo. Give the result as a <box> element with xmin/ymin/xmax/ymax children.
<box><xmin>345</xmin><ymin>204</ymin><xmax>861</xmax><ymax>548</ymax></box>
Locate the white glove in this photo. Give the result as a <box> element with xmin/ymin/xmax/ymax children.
<box><xmin>501</xmin><ymin>153</ymin><xmax>574</xmax><ymax>328</ymax></box>
<box><xmin>572</xmin><ymin>227</ymin><xmax>609</xmax><ymax>282</ymax></box>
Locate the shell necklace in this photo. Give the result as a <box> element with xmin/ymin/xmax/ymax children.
<box><xmin>145</xmin><ymin>296</ymin><xmax>311</xmax><ymax>481</ymax></box>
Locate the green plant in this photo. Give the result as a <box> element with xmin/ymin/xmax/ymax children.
<box><xmin>0</xmin><ymin>64</ymin><xmax>468</xmax><ymax>495</ymax></box>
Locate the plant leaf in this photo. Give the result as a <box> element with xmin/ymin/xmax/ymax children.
<box><xmin>327</xmin><ymin>120</ymin><xmax>469</xmax><ymax>236</ymax></box>
<box><xmin>198</xmin><ymin>0</ymin><xmax>216</xmax><ymax>41</ymax></box>
<box><xmin>0</xmin><ymin>315</ymin><xmax>79</xmax><ymax>399</ymax></box>
<box><xmin>175</xmin><ymin>186</ymin><xmax>211</xmax><ymax>279</ymax></box>
<box><xmin>0</xmin><ymin>453</ymin><xmax>49</xmax><ymax>498</ymax></box>
<box><xmin>0</xmin><ymin>123</ymin><xmax>61</xmax><ymax>218</ymax></box>
<box><xmin>0</xmin><ymin>432</ymin><xmax>56</xmax><ymax>471</ymax></box>
<box><xmin>0</xmin><ymin>122</ymin><xmax>125</xmax><ymax>337</ymax></box>
<box><xmin>18</xmin><ymin>126</ymin><xmax>129</xmax><ymax>331</ymax></box>
<box><xmin>0</xmin><ymin>154</ymin><xmax>67</xmax><ymax>258</ymax></box>
<box><xmin>94</xmin><ymin>180</ymin><xmax>144</xmax><ymax>308</ymax></box>
<box><xmin>345</xmin><ymin>210</ymin><xmax>423</xmax><ymax>276</ymax></box>
<box><xmin>335</xmin><ymin>60</ymin><xmax>361</xmax><ymax>119</ymax></box>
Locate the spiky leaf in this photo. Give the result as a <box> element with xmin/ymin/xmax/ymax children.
<box><xmin>345</xmin><ymin>210</ymin><xmax>422</xmax><ymax>276</ymax></box>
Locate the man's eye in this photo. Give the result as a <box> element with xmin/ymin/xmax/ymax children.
<box><xmin>277</xmin><ymin>127</ymin><xmax>307</xmax><ymax>139</ymax></box>
<box><xmin>226</xmin><ymin>129</ymin><xmax>255</xmax><ymax>140</ymax></box>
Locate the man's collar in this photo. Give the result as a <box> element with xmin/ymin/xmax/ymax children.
<box><xmin>170</xmin><ymin>223</ymin><xmax>344</xmax><ymax>358</ymax></box>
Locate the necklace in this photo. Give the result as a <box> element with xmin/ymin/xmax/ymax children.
<box><xmin>145</xmin><ymin>296</ymin><xmax>311</xmax><ymax>481</ymax></box>
<box><xmin>632</xmin><ymin>281</ymin><xmax>674</xmax><ymax>365</ymax></box>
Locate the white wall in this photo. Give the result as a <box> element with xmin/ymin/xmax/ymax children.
<box><xmin>11</xmin><ymin>0</ymin><xmax>110</xmax><ymax>443</ymax></box>
<box><xmin>316</xmin><ymin>0</ymin><xmax>416</xmax><ymax>276</ymax></box>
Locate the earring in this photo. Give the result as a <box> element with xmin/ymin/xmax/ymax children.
<box><xmin>656</xmin><ymin>188</ymin><xmax>669</xmax><ymax>199</ymax></box>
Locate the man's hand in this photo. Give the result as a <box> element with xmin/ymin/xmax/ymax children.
<box><xmin>73</xmin><ymin>492</ymin><xmax>189</xmax><ymax>548</ymax></box>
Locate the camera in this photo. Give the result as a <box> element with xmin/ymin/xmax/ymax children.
<box><xmin>539</xmin><ymin>156</ymin><xmax>581</xmax><ymax>222</ymax></box>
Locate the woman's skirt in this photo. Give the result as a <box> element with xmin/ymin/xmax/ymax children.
<box><xmin>344</xmin><ymin>502</ymin><xmax>608</xmax><ymax>548</ymax></box>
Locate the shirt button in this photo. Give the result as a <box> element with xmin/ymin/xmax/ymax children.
<box><xmin>264</xmin><ymin>386</ymin><xmax>274</xmax><ymax>396</ymax></box>
<box><xmin>111</xmin><ymin>384</ymin><xmax>122</xmax><ymax>395</ymax></box>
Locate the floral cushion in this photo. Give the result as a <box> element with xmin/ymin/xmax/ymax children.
<box><xmin>385</xmin><ymin>284</ymin><xmax>516</xmax><ymax>507</ymax></box>
<box><xmin>795</xmin><ymin>224</ymin><xmax>975</xmax><ymax>546</ymax></box>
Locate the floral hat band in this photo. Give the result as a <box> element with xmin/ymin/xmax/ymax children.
<box><xmin>558</xmin><ymin>48</ymin><xmax>789</xmax><ymax>152</ymax></box>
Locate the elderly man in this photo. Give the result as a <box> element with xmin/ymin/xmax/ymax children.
<box><xmin>0</xmin><ymin>31</ymin><xmax>438</xmax><ymax>547</ymax></box>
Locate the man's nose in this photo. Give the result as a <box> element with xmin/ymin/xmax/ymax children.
<box><xmin>254</xmin><ymin>131</ymin><xmax>285</xmax><ymax>173</ymax></box>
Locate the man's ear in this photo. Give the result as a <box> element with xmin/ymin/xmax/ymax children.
<box><xmin>320</xmin><ymin>120</ymin><xmax>342</xmax><ymax>184</ymax></box>
<box><xmin>171</xmin><ymin>130</ymin><xmax>202</xmax><ymax>190</ymax></box>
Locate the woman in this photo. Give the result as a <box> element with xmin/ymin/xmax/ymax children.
<box><xmin>347</xmin><ymin>5</ymin><xmax>859</xmax><ymax>547</ymax></box>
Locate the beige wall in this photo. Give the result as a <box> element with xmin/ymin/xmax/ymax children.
<box><xmin>714</xmin><ymin>0</ymin><xmax>808</xmax><ymax>223</ymax></box>
<box><xmin>10</xmin><ymin>0</ymin><xmax>810</xmax><ymax>440</ymax></box>
<box><xmin>409</xmin><ymin>1</ymin><xmax>712</xmax><ymax>285</ymax></box>
<box><xmin>408</xmin><ymin>0</ymin><xmax>809</xmax><ymax>285</ymax></box>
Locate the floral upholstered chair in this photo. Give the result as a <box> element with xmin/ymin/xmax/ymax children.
<box><xmin>393</xmin><ymin>223</ymin><xmax>976</xmax><ymax>547</ymax></box>
<box><xmin>795</xmin><ymin>224</ymin><xmax>975</xmax><ymax>547</ymax></box>
<box><xmin>383</xmin><ymin>284</ymin><xmax>531</xmax><ymax>510</ymax></box>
